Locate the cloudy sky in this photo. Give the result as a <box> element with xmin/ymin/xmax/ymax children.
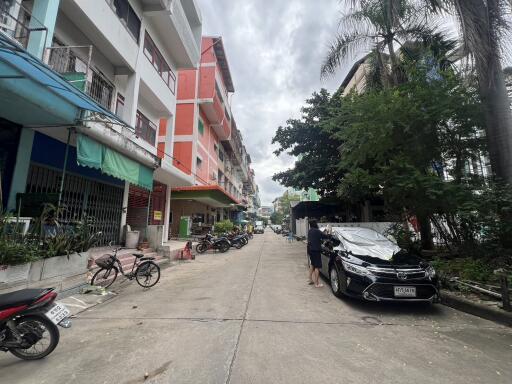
<box><xmin>197</xmin><ymin>0</ymin><xmax>347</xmax><ymax>205</ymax></box>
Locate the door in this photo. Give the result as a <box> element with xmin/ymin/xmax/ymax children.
<box><xmin>320</xmin><ymin>247</ymin><xmax>331</xmax><ymax>277</ymax></box>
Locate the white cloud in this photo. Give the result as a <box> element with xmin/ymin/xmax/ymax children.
<box><xmin>197</xmin><ymin>0</ymin><xmax>347</xmax><ymax>204</ymax></box>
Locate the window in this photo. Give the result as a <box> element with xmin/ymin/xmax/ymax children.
<box><xmin>143</xmin><ymin>32</ymin><xmax>176</xmax><ymax>93</ymax></box>
<box><xmin>109</xmin><ymin>0</ymin><xmax>141</xmax><ymax>42</ymax></box>
<box><xmin>214</xmin><ymin>143</ymin><xmax>218</xmax><ymax>154</ymax></box>
<box><xmin>219</xmin><ymin>150</ymin><xmax>224</xmax><ymax>162</ymax></box>
<box><xmin>198</xmin><ymin>119</ymin><xmax>204</xmax><ymax>135</ymax></box>
<box><xmin>135</xmin><ymin>110</ymin><xmax>157</xmax><ymax>145</ymax></box>
<box><xmin>115</xmin><ymin>93</ymin><xmax>125</xmax><ymax>117</ymax></box>
<box><xmin>196</xmin><ymin>157</ymin><xmax>202</xmax><ymax>169</ymax></box>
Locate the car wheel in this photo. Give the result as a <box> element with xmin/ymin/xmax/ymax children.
<box><xmin>330</xmin><ymin>266</ymin><xmax>344</xmax><ymax>298</ymax></box>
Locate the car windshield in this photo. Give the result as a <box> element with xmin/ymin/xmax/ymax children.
<box><xmin>332</xmin><ymin>227</ymin><xmax>401</xmax><ymax>260</ymax></box>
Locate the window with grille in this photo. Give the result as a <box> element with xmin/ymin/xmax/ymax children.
<box><xmin>115</xmin><ymin>93</ymin><xmax>125</xmax><ymax>118</ymax></box>
<box><xmin>143</xmin><ymin>31</ymin><xmax>176</xmax><ymax>93</ymax></box>
<box><xmin>198</xmin><ymin>119</ymin><xmax>204</xmax><ymax>135</ymax></box>
<box><xmin>108</xmin><ymin>0</ymin><xmax>141</xmax><ymax>42</ymax></box>
<box><xmin>136</xmin><ymin>110</ymin><xmax>157</xmax><ymax>145</ymax></box>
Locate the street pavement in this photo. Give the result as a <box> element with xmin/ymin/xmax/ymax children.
<box><xmin>1</xmin><ymin>230</ymin><xmax>511</xmax><ymax>383</ymax></box>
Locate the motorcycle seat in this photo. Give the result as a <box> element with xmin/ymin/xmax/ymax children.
<box><xmin>0</xmin><ymin>288</ymin><xmax>53</xmax><ymax>311</ymax></box>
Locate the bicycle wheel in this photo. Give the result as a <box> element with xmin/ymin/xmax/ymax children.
<box><xmin>91</xmin><ymin>267</ymin><xmax>118</xmax><ymax>288</ymax></box>
<box><xmin>135</xmin><ymin>261</ymin><xmax>160</xmax><ymax>288</ymax></box>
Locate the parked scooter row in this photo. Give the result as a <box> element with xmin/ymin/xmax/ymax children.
<box><xmin>195</xmin><ymin>230</ymin><xmax>252</xmax><ymax>254</ymax></box>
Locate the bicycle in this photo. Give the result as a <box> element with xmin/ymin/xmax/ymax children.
<box><xmin>91</xmin><ymin>247</ymin><xmax>161</xmax><ymax>289</ymax></box>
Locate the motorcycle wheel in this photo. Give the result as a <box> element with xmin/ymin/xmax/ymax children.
<box><xmin>196</xmin><ymin>242</ymin><xmax>208</xmax><ymax>254</ymax></box>
<box><xmin>218</xmin><ymin>241</ymin><xmax>230</xmax><ymax>253</ymax></box>
<box><xmin>242</xmin><ymin>237</ymin><xmax>248</xmax><ymax>245</ymax></box>
<box><xmin>234</xmin><ymin>242</ymin><xmax>243</xmax><ymax>249</ymax></box>
<box><xmin>9</xmin><ymin>315</ymin><xmax>60</xmax><ymax>360</ymax></box>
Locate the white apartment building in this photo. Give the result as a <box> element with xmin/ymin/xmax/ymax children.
<box><xmin>0</xmin><ymin>0</ymin><xmax>202</xmax><ymax>245</ymax></box>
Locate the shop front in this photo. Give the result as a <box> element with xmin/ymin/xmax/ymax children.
<box><xmin>169</xmin><ymin>185</ymin><xmax>240</xmax><ymax>238</ymax></box>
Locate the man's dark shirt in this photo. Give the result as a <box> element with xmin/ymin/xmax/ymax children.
<box><xmin>307</xmin><ymin>228</ymin><xmax>329</xmax><ymax>251</ymax></box>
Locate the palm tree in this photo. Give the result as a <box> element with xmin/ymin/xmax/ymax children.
<box><xmin>424</xmin><ymin>0</ymin><xmax>512</xmax><ymax>183</ymax></box>
<box><xmin>321</xmin><ymin>0</ymin><xmax>437</xmax><ymax>85</ymax></box>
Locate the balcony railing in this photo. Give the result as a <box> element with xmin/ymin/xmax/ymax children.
<box><xmin>45</xmin><ymin>45</ymin><xmax>115</xmax><ymax>110</ymax></box>
<box><xmin>0</xmin><ymin>0</ymin><xmax>48</xmax><ymax>58</ymax></box>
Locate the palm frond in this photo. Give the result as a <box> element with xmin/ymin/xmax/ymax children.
<box><xmin>321</xmin><ymin>33</ymin><xmax>376</xmax><ymax>78</ymax></box>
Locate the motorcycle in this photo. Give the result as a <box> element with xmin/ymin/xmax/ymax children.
<box><xmin>0</xmin><ymin>287</ymin><xmax>71</xmax><ymax>360</ymax></box>
<box><xmin>195</xmin><ymin>233</ymin><xmax>230</xmax><ymax>254</ymax></box>
<box><xmin>225</xmin><ymin>232</ymin><xmax>247</xmax><ymax>249</ymax></box>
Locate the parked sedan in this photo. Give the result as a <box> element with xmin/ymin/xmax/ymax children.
<box><xmin>319</xmin><ymin>227</ymin><xmax>439</xmax><ymax>303</ymax></box>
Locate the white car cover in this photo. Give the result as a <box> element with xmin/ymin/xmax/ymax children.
<box><xmin>332</xmin><ymin>227</ymin><xmax>401</xmax><ymax>261</ymax></box>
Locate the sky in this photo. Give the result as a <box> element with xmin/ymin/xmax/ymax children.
<box><xmin>196</xmin><ymin>0</ymin><xmax>347</xmax><ymax>206</ymax></box>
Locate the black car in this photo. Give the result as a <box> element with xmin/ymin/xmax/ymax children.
<box><xmin>319</xmin><ymin>227</ymin><xmax>439</xmax><ymax>303</ymax></box>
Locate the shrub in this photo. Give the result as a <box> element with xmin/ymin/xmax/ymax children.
<box><xmin>214</xmin><ymin>220</ymin><xmax>234</xmax><ymax>235</ymax></box>
<box><xmin>0</xmin><ymin>238</ymin><xmax>40</xmax><ymax>266</ymax></box>
<box><xmin>0</xmin><ymin>206</ymin><xmax>101</xmax><ymax>265</ymax></box>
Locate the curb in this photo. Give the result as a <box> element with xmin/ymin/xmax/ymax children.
<box><xmin>441</xmin><ymin>289</ymin><xmax>512</xmax><ymax>327</ymax></box>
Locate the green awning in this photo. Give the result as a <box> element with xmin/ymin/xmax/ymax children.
<box><xmin>77</xmin><ymin>134</ymin><xmax>153</xmax><ymax>190</ymax></box>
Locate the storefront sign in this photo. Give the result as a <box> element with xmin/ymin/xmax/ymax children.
<box><xmin>153</xmin><ymin>211</ymin><xmax>162</xmax><ymax>221</ymax></box>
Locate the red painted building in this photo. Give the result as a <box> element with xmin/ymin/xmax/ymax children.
<box><xmin>168</xmin><ymin>36</ymin><xmax>251</xmax><ymax>236</ymax></box>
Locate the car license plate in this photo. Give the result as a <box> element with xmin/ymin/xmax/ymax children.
<box><xmin>45</xmin><ymin>302</ymin><xmax>71</xmax><ymax>325</ymax></box>
<box><xmin>394</xmin><ymin>286</ymin><xmax>416</xmax><ymax>297</ymax></box>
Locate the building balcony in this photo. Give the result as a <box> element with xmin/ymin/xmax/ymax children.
<box><xmin>144</xmin><ymin>0</ymin><xmax>201</xmax><ymax>69</ymax></box>
<box><xmin>60</xmin><ymin>0</ymin><xmax>140</xmax><ymax>72</ymax></box>
<box><xmin>199</xmin><ymin>90</ymin><xmax>231</xmax><ymax>140</ymax></box>
<box><xmin>0</xmin><ymin>1</ymin><xmax>47</xmax><ymax>59</ymax></box>
<box><xmin>140</xmin><ymin>0</ymin><xmax>171</xmax><ymax>12</ymax></box>
<box><xmin>45</xmin><ymin>45</ymin><xmax>115</xmax><ymax>111</ymax></box>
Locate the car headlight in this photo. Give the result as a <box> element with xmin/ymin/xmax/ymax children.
<box><xmin>342</xmin><ymin>261</ymin><xmax>372</xmax><ymax>277</ymax></box>
<box><xmin>426</xmin><ymin>266</ymin><xmax>436</xmax><ymax>279</ymax></box>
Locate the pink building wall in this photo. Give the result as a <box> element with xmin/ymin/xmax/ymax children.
<box><xmin>173</xmin><ymin>36</ymin><xmax>233</xmax><ymax>188</ymax></box>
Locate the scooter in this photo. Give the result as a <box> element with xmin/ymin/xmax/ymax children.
<box><xmin>0</xmin><ymin>287</ymin><xmax>71</xmax><ymax>360</ymax></box>
<box><xmin>226</xmin><ymin>233</ymin><xmax>247</xmax><ymax>249</ymax></box>
<box><xmin>195</xmin><ymin>233</ymin><xmax>230</xmax><ymax>254</ymax></box>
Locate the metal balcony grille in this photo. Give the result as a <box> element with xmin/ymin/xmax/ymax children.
<box><xmin>46</xmin><ymin>45</ymin><xmax>115</xmax><ymax>111</ymax></box>
<box><xmin>0</xmin><ymin>1</ymin><xmax>47</xmax><ymax>57</ymax></box>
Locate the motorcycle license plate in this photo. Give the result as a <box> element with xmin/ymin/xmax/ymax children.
<box><xmin>45</xmin><ymin>302</ymin><xmax>71</xmax><ymax>325</ymax></box>
<box><xmin>394</xmin><ymin>286</ymin><xmax>417</xmax><ymax>297</ymax></box>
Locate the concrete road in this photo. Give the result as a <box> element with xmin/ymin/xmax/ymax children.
<box><xmin>1</xmin><ymin>230</ymin><xmax>511</xmax><ymax>384</ymax></box>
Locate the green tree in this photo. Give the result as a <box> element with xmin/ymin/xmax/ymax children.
<box><xmin>336</xmin><ymin>67</ymin><xmax>485</xmax><ymax>248</ymax></box>
<box><xmin>425</xmin><ymin>0</ymin><xmax>512</xmax><ymax>183</ymax></box>
<box><xmin>270</xmin><ymin>211</ymin><xmax>284</xmax><ymax>225</ymax></box>
<box><xmin>321</xmin><ymin>0</ymin><xmax>440</xmax><ymax>85</ymax></box>
<box><xmin>272</xmin><ymin>89</ymin><xmax>345</xmax><ymax>196</ymax></box>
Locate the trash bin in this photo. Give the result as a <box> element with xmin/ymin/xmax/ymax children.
<box><xmin>125</xmin><ymin>230</ymin><xmax>140</xmax><ymax>248</ymax></box>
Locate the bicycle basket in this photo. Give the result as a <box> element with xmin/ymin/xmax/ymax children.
<box><xmin>95</xmin><ymin>255</ymin><xmax>115</xmax><ymax>269</ymax></box>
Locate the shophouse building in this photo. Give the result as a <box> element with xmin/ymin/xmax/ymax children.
<box><xmin>0</xmin><ymin>0</ymin><xmax>202</xmax><ymax>246</ymax></box>
<box><xmin>170</xmin><ymin>36</ymin><xmax>257</xmax><ymax>236</ymax></box>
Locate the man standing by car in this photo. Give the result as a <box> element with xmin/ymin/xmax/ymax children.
<box><xmin>307</xmin><ymin>220</ymin><xmax>330</xmax><ymax>288</ymax></box>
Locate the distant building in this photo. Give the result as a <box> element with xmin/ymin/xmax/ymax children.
<box><xmin>258</xmin><ymin>206</ymin><xmax>273</xmax><ymax>218</ymax></box>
